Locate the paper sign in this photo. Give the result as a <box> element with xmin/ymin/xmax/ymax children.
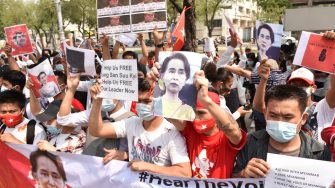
<box><xmin>256</xmin><ymin>21</ymin><xmax>283</xmax><ymax>61</ymax></box>
<box><xmin>152</xmin><ymin>51</ymin><xmax>202</xmax><ymax>121</ymax></box>
<box><xmin>204</xmin><ymin>37</ymin><xmax>215</xmax><ymax>52</ymax></box>
<box><xmin>97</xmin><ymin>0</ymin><xmax>167</xmax><ymax>35</ymax></box>
<box><xmin>4</xmin><ymin>24</ymin><xmax>34</xmax><ymax>56</ymax></box>
<box><xmin>115</xmin><ymin>33</ymin><xmax>138</xmax><ymax>47</ymax></box>
<box><xmin>65</xmin><ymin>46</ymin><xmax>96</xmax><ymax>76</ymax></box>
<box><xmin>99</xmin><ymin>59</ymin><xmax>138</xmax><ymax>101</ymax></box>
<box><xmin>265</xmin><ymin>153</ymin><xmax>335</xmax><ymax>188</ymax></box>
<box><xmin>293</xmin><ymin>31</ymin><xmax>335</xmax><ymax>74</ymax></box>
<box><xmin>27</xmin><ymin>59</ymin><xmax>60</xmax><ymax>98</ymax></box>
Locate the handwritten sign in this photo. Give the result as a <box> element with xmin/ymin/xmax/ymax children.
<box><xmin>99</xmin><ymin>60</ymin><xmax>138</xmax><ymax>101</ymax></box>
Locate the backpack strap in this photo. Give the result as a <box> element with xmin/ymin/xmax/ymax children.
<box><xmin>26</xmin><ymin>120</ymin><xmax>36</xmax><ymax>145</ymax></box>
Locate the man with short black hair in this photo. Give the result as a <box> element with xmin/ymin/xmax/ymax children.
<box><xmin>1</xmin><ymin>70</ymin><xmax>26</xmax><ymax>92</ymax></box>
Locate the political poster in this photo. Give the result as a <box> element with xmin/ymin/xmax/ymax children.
<box><xmin>152</xmin><ymin>51</ymin><xmax>203</xmax><ymax>121</ymax></box>
<box><xmin>65</xmin><ymin>46</ymin><xmax>96</xmax><ymax>76</ymax></box>
<box><xmin>115</xmin><ymin>33</ymin><xmax>138</xmax><ymax>47</ymax></box>
<box><xmin>256</xmin><ymin>21</ymin><xmax>283</xmax><ymax>62</ymax></box>
<box><xmin>293</xmin><ymin>31</ymin><xmax>335</xmax><ymax>74</ymax></box>
<box><xmin>4</xmin><ymin>24</ymin><xmax>34</xmax><ymax>56</ymax></box>
<box><xmin>0</xmin><ymin>142</ymin><xmax>265</xmax><ymax>188</ymax></box>
<box><xmin>96</xmin><ymin>0</ymin><xmax>167</xmax><ymax>35</ymax></box>
<box><xmin>99</xmin><ymin>59</ymin><xmax>138</xmax><ymax>101</ymax></box>
<box><xmin>265</xmin><ymin>153</ymin><xmax>335</xmax><ymax>188</ymax></box>
<box><xmin>27</xmin><ymin>59</ymin><xmax>60</xmax><ymax>98</ymax></box>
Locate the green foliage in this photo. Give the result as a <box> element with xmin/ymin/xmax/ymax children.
<box><xmin>256</xmin><ymin>0</ymin><xmax>291</xmax><ymax>23</ymax></box>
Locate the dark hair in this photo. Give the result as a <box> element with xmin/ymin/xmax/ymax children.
<box><xmin>216</xmin><ymin>67</ymin><xmax>233</xmax><ymax>83</ymax></box>
<box><xmin>246</xmin><ymin>52</ymin><xmax>258</xmax><ymax>68</ymax></box>
<box><xmin>2</xmin><ymin>70</ymin><xmax>26</xmax><ymax>91</ymax></box>
<box><xmin>0</xmin><ymin>90</ymin><xmax>26</xmax><ymax>109</ymax></box>
<box><xmin>257</xmin><ymin>23</ymin><xmax>275</xmax><ymax>44</ymax></box>
<box><xmin>37</xmin><ymin>71</ymin><xmax>47</xmax><ymax>81</ymax></box>
<box><xmin>30</xmin><ymin>149</ymin><xmax>67</xmax><ymax>182</ymax></box>
<box><xmin>160</xmin><ymin>53</ymin><xmax>191</xmax><ymax>80</ymax></box>
<box><xmin>138</xmin><ymin>78</ymin><xmax>151</xmax><ymax>92</ymax></box>
<box><xmin>122</xmin><ymin>51</ymin><xmax>138</xmax><ymax>61</ymax></box>
<box><xmin>265</xmin><ymin>85</ymin><xmax>307</xmax><ymax>114</ymax></box>
<box><xmin>204</xmin><ymin>63</ymin><xmax>217</xmax><ymax>83</ymax></box>
<box><xmin>148</xmin><ymin>51</ymin><xmax>155</xmax><ymax>58</ymax></box>
<box><xmin>54</xmin><ymin>71</ymin><xmax>67</xmax><ymax>86</ymax></box>
<box><xmin>137</xmin><ymin>62</ymin><xmax>147</xmax><ymax>77</ymax></box>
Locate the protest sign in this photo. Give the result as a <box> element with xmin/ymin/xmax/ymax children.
<box><xmin>115</xmin><ymin>33</ymin><xmax>138</xmax><ymax>47</ymax></box>
<box><xmin>99</xmin><ymin>59</ymin><xmax>138</xmax><ymax>101</ymax></box>
<box><xmin>265</xmin><ymin>153</ymin><xmax>335</xmax><ymax>188</ymax></box>
<box><xmin>293</xmin><ymin>31</ymin><xmax>335</xmax><ymax>74</ymax></box>
<box><xmin>153</xmin><ymin>51</ymin><xmax>202</xmax><ymax>121</ymax></box>
<box><xmin>204</xmin><ymin>37</ymin><xmax>215</xmax><ymax>53</ymax></box>
<box><xmin>65</xmin><ymin>46</ymin><xmax>96</xmax><ymax>76</ymax></box>
<box><xmin>0</xmin><ymin>142</ymin><xmax>264</xmax><ymax>188</ymax></box>
<box><xmin>27</xmin><ymin>59</ymin><xmax>60</xmax><ymax>98</ymax></box>
<box><xmin>96</xmin><ymin>0</ymin><xmax>167</xmax><ymax>35</ymax></box>
<box><xmin>4</xmin><ymin>24</ymin><xmax>34</xmax><ymax>56</ymax></box>
<box><xmin>256</xmin><ymin>21</ymin><xmax>283</xmax><ymax>62</ymax></box>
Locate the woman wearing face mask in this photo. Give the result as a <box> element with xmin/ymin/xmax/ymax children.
<box><xmin>256</xmin><ymin>23</ymin><xmax>275</xmax><ymax>61</ymax></box>
<box><xmin>153</xmin><ymin>53</ymin><xmax>195</xmax><ymax>121</ymax></box>
<box><xmin>38</xmin><ymin>71</ymin><xmax>60</xmax><ymax>98</ymax></box>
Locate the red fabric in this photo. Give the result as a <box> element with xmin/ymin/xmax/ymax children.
<box><xmin>0</xmin><ymin>141</ymin><xmax>35</xmax><ymax>188</ymax></box>
<box><xmin>71</xmin><ymin>98</ymin><xmax>85</xmax><ymax>112</ymax></box>
<box><xmin>130</xmin><ymin>101</ymin><xmax>138</xmax><ymax>115</ymax></box>
<box><xmin>182</xmin><ymin>122</ymin><xmax>247</xmax><ymax>179</ymax></box>
<box><xmin>321</xmin><ymin>118</ymin><xmax>335</xmax><ymax>161</ymax></box>
<box><xmin>196</xmin><ymin>92</ymin><xmax>220</xmax><ymax>109</ymax></box>
<box><xmin>170</xmin><ymin>7</ymin><xmax>186</xmax><ymax>51</ymax></box>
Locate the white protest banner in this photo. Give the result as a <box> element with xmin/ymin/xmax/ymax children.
<box><xmin>97</xmin><ymin>0</ymin><xmax>167</xmax><ymax>35</ymax></box>
<box><xmin>4</xmin><ymin>24</ymin><xmax>34</xmax><ymax>56</ymax></box>
<box><xmin>153</xmin><ymin>51</ymin><xmax>202</xmax><ymax>121</ymax></box>
<box><xmin>65</xmin><ymin>46</ymin><xmax>96</xmax><ymax>76</ymax></box>
<box><xmin>115</xmin><ymin>33</ymin><xmax>138</xmax><ymax>47</ymax></box>
<box><xmin>0</xmin><ymin>142</ymin><xmax>265</xmax><ymax>188</ymax></box>
<box><xmin>293</xmin><ymin>31</ymin><xmax>335</xmax><ymax>74</ymax></box>
<box><xmin>99</xmin><ymin>59</ymin><xmax>138</xmax><ymax>101</ymax></box>
<box><xmin>204</xmin><ymin>37</ymin><xmax>216</xmax><ymax>53</ymax></box>
<box><xmin>265</xmin><ymin>153</ymin><xmax>335</xmax><ymax>188</ymax></box>
<box><xmin>27</xmin><ymin>59</ymin><xmax>61</xmax><ymax>98</ymax></box>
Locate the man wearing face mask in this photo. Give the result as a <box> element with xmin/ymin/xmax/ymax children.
<box><xmin>0</xmin><ymin>90</ymin><xmax>46</xmax><ymax>145</ymax></box>
<box><xmin>1</xmin><ymin>70</ymin><xmax>26</xmax><ymax>92</ymax></box>
<box><xmin>233</xmin><ymin>85</ymin><xmax>332</xmax><ymax>178</ymax></box>
<box><xmin>88</xmin><ymin>78</ymin><xmax>191</xmax><ymax>177</ymax></box>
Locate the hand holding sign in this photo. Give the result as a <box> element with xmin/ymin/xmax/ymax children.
<box><xmin>242</xmin><ymin>158</ymin><xmax>270</xmax><ymax>178</ymax></box>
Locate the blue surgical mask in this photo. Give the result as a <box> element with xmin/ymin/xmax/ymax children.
<box><xmin>47</xmin><ymin>125</ymin><xmax>61</xmax><ymax>136</ymax></box>
<box><xmin>55</xmin><ymin>64</ymin><xmax>64</xmax><ymax>71</ymax></box>
<box><xmin>247</xmin><ymin>61</ymin><xmax>254</xmax><ymax>65</ymax></box>
<box><xmin>136</xmin><ymin>103</ymin><xmax>155</xmax><ymax>121</ymax></box>
<box><xmin>266</xmin><ymin>120</ymin><xmax>298</xmax><ymax>143</ymax></box>
<box><xmin>0</xmin><ymin>86</ymin><xmax>8</xmax><ymax>92</ymax></box>
<box><xmin>101</xmin><ymin>99</ymin><xmax>117</xmax><ymax>112</ymax></box>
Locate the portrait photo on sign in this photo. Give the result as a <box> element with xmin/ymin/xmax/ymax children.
<box><xmin>29</xmin><ymin>149</ymin><xmax>69</xmax><ymax>188</ymax></box>
<box><xmin>97</xmin><ymin>0</ymin><xmax>130</xmax><ymax>9</ymax></box>
<box><xmin>4</xmin><ymin>24</ymin><xmax>34</xmax><ymax>56</ymax></box>
<box><xmin>256</xmin><ymin>21</ymin><xmax>283</xmax><ymax>62</ymax></box>
<box><xmin>96</xmin><ymin>0</ymin><xmax>130</xmax><ymax>16</ymax></box>
<box><xmin>153</xmin><ymin>51</ymin><xmax>202</xmax><ymax>121</ymax></box>
<box><xmin>27</xmin><ymin>60</ymin><xmax>60</xmax><ymax>99</ymax></box>
<box><xmin>99</xmin><ymin>15</ymin><xmax>131</xmax><ymax>27</ymax></box>
<box><xmin>131</xmin><ymin>11</ymin><xmax>167</xmax><ymax>32</ymax></box>
<box><xmin>130</xmin><ymin>0</ymin><xmax>166</xmax><ymax>13</ymax></box>
<box><xmin>65</xmin><ymin>46</ymin><xmax>96</xmax><ymax>76</ymax></box>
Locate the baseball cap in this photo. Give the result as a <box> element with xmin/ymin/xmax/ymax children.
<box><xmin>196</xmin><ymin>91</ymin><xmax>220</xmax><ymax>109</ymax></box>
<box><xmin>35</xmin><ymin>100</ymin><xmax>62</xmax><ymax>122</ymax></box>
<box><xmin>288</xmin><ymin>67</ymin><xmax>315</xmax><ymax>85</ymax></box>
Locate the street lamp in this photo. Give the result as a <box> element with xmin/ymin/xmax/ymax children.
<box><xmin>54</xmin><ymin>0</ymin><xmax>66</xmax><ymax>41</ymax></box>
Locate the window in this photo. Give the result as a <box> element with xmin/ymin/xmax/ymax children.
<box><xmin>212</xmin><ymin>19</ymin><xmax>222</xmax><ymax>27</ymax></box>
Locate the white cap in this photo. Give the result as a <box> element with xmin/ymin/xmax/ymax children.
<box><xmin>288</xmin><ymin>67</ymin><xmax>315</xmax><ymax>85</ymax></box>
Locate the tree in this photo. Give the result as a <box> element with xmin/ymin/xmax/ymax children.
<box><xmin>256</xmin><ymin>0</ymin><xmax>291</xmax><ymax>23</ymax></box>
<box><xmin>169</xmin><ymin>0</ymin><xmax>197</xmax><ymax>52</ymax></box>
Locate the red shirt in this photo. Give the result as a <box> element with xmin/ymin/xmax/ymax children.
<box><xmin>182</xmin><ymin>122</ymin><xmax>247</xmax><ymax>179</ymax></box>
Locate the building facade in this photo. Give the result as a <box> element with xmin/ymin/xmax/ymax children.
<box><xmin>196</xmin><ymin>0</ymin><xmax>257</xmax><ymax>42</ymax></box>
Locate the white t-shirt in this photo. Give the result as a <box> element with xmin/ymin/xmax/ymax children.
<box><xmin>314</xmin><ymin>99</ymin><xmax>335</xmax><ymax>143</ymax></box>
<box><xmin>113</xmin><ymin>117</ymin><xmax>190</xmax><ymax>166</ymax></box>
<box><xmin>4</xmin><ymin>118</ymin><xmax>46</xmax><ymax>145</ymax></box>
<box><xmin>39</xmin><ymin>81</ymin><xmax>60</xmax><ymax>98</ymax></box>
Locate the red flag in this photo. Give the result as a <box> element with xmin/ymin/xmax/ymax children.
<box><xmin>170</xmin><ymin>7</ymin><xmax>187</xmax><ymax>51</ymax></box>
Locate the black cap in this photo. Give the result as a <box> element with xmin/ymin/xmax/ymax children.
<box><xmin>35</xmin><ymin>100</ymin><xmax>62</xmax><ymax>122</ymax></box>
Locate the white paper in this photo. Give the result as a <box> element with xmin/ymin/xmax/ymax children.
<box><xmin>99</xmin><ymin>59</ymin><xmax>138</xmax><ymax>101</ymax></box>
<box><xmin>293</xmin><ymin>31</ymin><xmax>311</xmax><ymax>66</ymax></box>
<box><xmin>115</xmin><ymin>33</ymin><xmax>138</xmax><ymax>47</ymax></box>
<box><xmin>204</xmin><ymin>37</ymin><xmax>215</xmax><ymax>52</ymax></box>
<box><xmin>265</xmin><ymin>153</ymin><xmax>335</xmax><ymax>188</ymax></box>
<box><xmin>65</xmin><ymin>46</ymin><xmax>96</xmax><ymax>76</ymax></box>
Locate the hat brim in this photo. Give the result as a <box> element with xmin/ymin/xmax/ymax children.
<box><xmin>288</xmin><ymin>77</ymin><xmax>314</xmax><ymax>85</ymax></box>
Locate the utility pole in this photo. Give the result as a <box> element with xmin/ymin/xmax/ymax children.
<box><xmin>54</xmin><ymin>0</ymin><xmax>65</xmax><ymax>41</ymax></box>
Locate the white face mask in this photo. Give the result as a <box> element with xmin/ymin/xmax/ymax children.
<box><xmin>0</xmin><ymin>85</ymin><xmax>8</xmax><ymax>92</ymax></box>
<box><xmin>266</xmin><ymin>117</ymin><xmax>302</xmax><ymax>143</ymax></box>
<box><xmin>136</xmin><ymin>103</ymin><xmax>155</xmax><ymax>121</ymax></box>
<box><xmin>302</xmin><ymin>87</ymin><xmax>312</xmax><ymax>97</ymax></box>
<box><xmin>101</xmin><ymin>99</ymin><xmax>117</xmax><ymax>112</ymax></box>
